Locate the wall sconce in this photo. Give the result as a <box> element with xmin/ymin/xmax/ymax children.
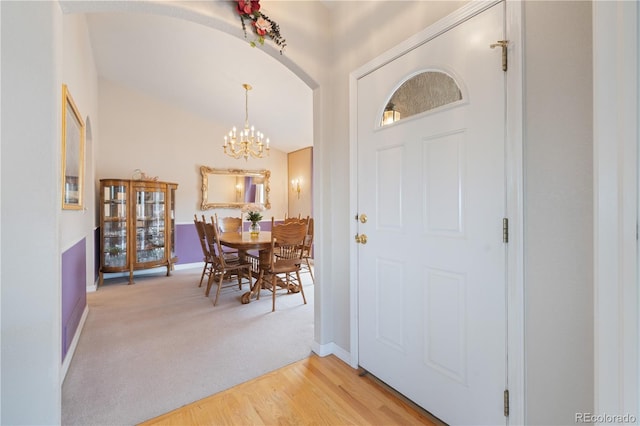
<box><xmin>235</xmin><ymin>183</ymin><xmax>243</xmax><ymax>201</ymax></box>
<box><xmin>382</xmin><ymin>102</ymin><xmax>400</xmax><ymax>125</ymax></box>
<box><xmin>291</xmin><ymin>178</ymin><xmax>301</xmax><ymax>199</ymax></box>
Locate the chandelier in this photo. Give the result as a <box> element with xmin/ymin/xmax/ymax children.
<box><xmin>223</xmin><ymin>83</ymin><xmax>270</xmax><ymax>160</ymax></box>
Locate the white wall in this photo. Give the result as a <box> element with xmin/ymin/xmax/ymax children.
<box><xmin>61</xmin><ymin>12</ymin><xmax>99</xmax><ymax>283</ymax></box>
<box><xmin>1</xmin><ymin>2</ymin><xmax>63</xmax><ymax>423</ymax></box>
<box><xmin>523</xmin><ymin>1</ymin><xmax>594</xmax><ymax>423</ymax></box>
<box><xmin>593</xmin><ymin>0</ymin><xmax>639</xmax><ymax>418</ymax></box>
<box><xmin>96</xmin><ymin>79</ymin><xmax>289</xmax><ymax>224</ymax></box>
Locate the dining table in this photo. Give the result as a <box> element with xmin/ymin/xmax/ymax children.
<box><xmin>218</xmin><ymin>231</ymin><xmax>272</xmax><ymax>304</ymax></box>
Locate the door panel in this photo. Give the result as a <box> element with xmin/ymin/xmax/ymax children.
<box><xmin>357</xmin><ymin>3</ymin><xmax>507</xmax><ymax>424</ymax></box>
<box><xmin>423</xmin><ymin>131</ymin><xmax>466</xmax><ymax>236</ymax></box>
<box><xmin>376</xmin><ymin>145</ymin><xmax>404</xmax><ymax>228</ymax></box>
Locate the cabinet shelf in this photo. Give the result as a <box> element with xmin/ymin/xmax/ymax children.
<box><xmin>99</xmin><ymin>179</ymin><xmax>178</xmax><ymax>286</ymax></box>
<box><xmin>104</xmin><ymin>217</ymin><xmax>127</xmax><ymax>222</ymax></box>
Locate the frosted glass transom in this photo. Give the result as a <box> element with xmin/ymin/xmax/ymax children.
<box><xmin>381</xmin><ymin>71</ymin><xmax>462</xmax><ymax>126</ymax></box>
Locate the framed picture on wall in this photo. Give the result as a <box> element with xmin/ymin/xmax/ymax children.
<box><xmin>61</xmin><ymin>84</ymin><xmax>85</xmax><ymax>210</ymax></box>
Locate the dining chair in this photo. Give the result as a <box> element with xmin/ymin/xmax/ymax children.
<box><xmin>202</xmin><ymin>218</ymin><xmax>253</xmax><ymax>306</ymax></box>
<box><xmin>279</xmin><ymin>216</ymin><xmax>312</xmax><ymax>283</ymax></box>
<box><xmin>283</xmin><ymin>214</ymin><xmax>308</xmax><ymax>225</ymax></box>
<box><xmin>193</xmin><ymin>214</ymin><xmax>214</xmax><ymax>288</ymax></box>
<box><xmin>215</xmin><ymin>214</ymin><xmax>242</xmax><ymax>256</ymax></box>
<box><xmin>300</xmin><ymin>217</ymin><xmax>315</xmax><ymax>284</ymax></box>
<box><xmin>207</xmin><ymin>214</ymin><xmax>241</xmax><ymax>264</ymax></box>
<box><xmin>256</xmin><ymin>219</ymin><xmax>308</xmax><ymax>312</ymax></box>
<box><xmin>216</xmin><ymin>215</ymin><xmax>243</xmax><ymax>233</ymax></box>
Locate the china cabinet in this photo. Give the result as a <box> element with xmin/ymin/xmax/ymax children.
<box><xmin>99</xmin><ymin>179</ymin><xmax>178</xmax><ymax>285</ymax></box>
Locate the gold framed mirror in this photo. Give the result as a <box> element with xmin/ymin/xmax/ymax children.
<box><xmin>61</xmin><ymin>84</ymin><xmax>85</xmax><ymax>210</ymax></box>
<box><xmin>200</xmin><ymin>166</ymin><xmax>271</xmax><ymax>210</ymax></box>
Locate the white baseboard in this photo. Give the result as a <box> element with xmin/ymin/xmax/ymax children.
<box><xmin>61</xmin><ymin>305</ymin><xmax>89</xmax><ymax>384</ymax></box>
<box><xmin>174</xmin><ymin>262</ymin><xmax>203</xmax><ymax>271</ymax></box>
<box><xmin>311</xmin><ymin>341</ymin><xmax>353</xmax><ymax>367</ymax></box>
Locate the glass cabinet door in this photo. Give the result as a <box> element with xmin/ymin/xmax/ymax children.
<box><xmin>169</xmin><ymin>185</ymin><xmax>176</xmax><ymax>259</ymax></box>
<box><xmin>135</xmin><ymin>187</ymin><xmax>166</xmax><ymax>264</ymax></box>
<box><xmin>102</xmin><ymin>184</ymin><xmax>128</xmax><ymax>267</ymax></box>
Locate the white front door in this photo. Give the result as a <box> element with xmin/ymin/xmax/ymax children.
<box><xmin>356</xmin><ymin>3</ymin><xmax>507</xmax><ymax>424</ymax></box>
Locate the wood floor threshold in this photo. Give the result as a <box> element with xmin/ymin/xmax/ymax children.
<box><xmin>140</xmin><ymin>354</ymin><xmax>444</xmax><ymax>426</ymax></box>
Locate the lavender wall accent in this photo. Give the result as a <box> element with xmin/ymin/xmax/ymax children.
<box><xmin>245</xmin><ymin>219</ymin><xmax>280</xmax><ymax>231</ymax></box>
<box><xmin>175</xmin><ymin>223</ymin><xmax>202</xmax><ymax>264</ymax></box>
<box><xmin>62</xmin><ymin>238</ymin><xmax>86</xmax><ymax>361</ymax></box>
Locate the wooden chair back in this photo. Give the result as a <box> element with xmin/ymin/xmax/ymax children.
<box><xmin>257</xmin><ymin>219</ymin><xmax>309</xmax><ymax>311</ymax></box>
<box><xmin>216</xmin><ymin>215</ymin><xmax>242</xmax><ymax>233</ymax></box>
<box><xmin>203</xmin><ymin>215</ymin><xmax>252</xmax><ymax>305</ymax></box>
<box><xmin>300</xmin><ymin>217</ymin><xmax>315</xmax><ymax>283</ymax></box>
<box><xmin>302</xmin><ymin>217</ymin><xmax>314</xmax><ymax>256</ymax></box>
<box><xmin>193</xmin><ymin>214</ymin><xmax>209</xmax><ymax>258</ymax></box>
<box><xmin>203</xmin><ymin>217</ymin><xmax>227</xmax><ymax>270</ymax></box>
<box><xmin>268</xmin><ymin>221</ymin><xmax>308</xmax><ymax>270</ymax></box>
<box><xmin>284</xmin><ymin>215</ymin><xmax>309</xmax><ymax>225</ymax></box>
<box><xmin>193</xmin><ymin>214</ymin><xmax>215</xmax><ymax>288</ymax></box>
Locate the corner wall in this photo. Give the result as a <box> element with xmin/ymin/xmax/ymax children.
<box><xmin>1</xmin><ymin>2</ymin><xmax>63</xmax><ymax>423</ymax></box>
<box><xmin>60</xmin><ymin>12</ymin><xmax>100</xmax><ymax>368</ymax></box>
<box><xmin>523</xmin><ymin>1</ymin><xmax>594</xmax><ymax>422</ymax></box>
<box><xmin>593</xmin><ymin>0</ymin><xmax>639</xmax><ymax>417</ymax></box>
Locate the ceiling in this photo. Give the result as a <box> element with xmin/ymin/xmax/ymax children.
<box><xmin>85</xmin><ymin>11</ymin><xmax>313</xmax><ymax>153</ymax></box>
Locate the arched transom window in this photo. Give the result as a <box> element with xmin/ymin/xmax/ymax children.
<box><xmin>381</xmin><ymin>71</ymin><xmax>463</xmax><ymax>126</ymax></box>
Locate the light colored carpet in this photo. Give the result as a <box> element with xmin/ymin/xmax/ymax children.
<box><xmin>62</xmin><ymin>267</ymin><xmax>315</xmax><ymax>426</ymax></box>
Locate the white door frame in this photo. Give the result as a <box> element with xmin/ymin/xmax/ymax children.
<box><xmin>348</xmin><ymin>1</ymin><xmax>524</xmax><ymax>423</ymax></box>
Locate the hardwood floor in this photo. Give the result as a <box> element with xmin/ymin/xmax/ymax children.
<box><xmin>140</xmin><ymin>354</ymin><xmax>444</xmax><ymax>425</ymax></box>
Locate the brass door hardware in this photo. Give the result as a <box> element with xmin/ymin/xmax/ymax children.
<box><xmin>359</xmin><ymin>214</ymin><xmax>368</xmax><ymax>224</ymax></box>
<box><xmin>490</xmin><ymin>40</ymin><xmax>509</xmax><ymax>71</ymax></box>
<box><xmin>355</xmin><ymin>233</ymin><xmax>368</xmax><ymax>244</ymax></box>
<box><xmin>503</xmin><ymin>218</ymin><xmax>509</xmax><ymax>243</ymax></box>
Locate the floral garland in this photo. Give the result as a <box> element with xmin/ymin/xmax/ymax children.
<box><xmin>235</xmin><ymin>0</ymin><xmax>286</xmax><ymax>54</ymax></box>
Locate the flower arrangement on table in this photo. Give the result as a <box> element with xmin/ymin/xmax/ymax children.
<box><xmin>235</xmin><ymin>0</ymin><xmax>286</xmax><ymax>54</ymax></box>
<box><xmin>242</xmin><ymin>203</ymin><xmax>265</xmax><ymax>236</ymax></box>
<box><xmin>242</xmin><ymin>203</ymin><xmax>264</xmax><ymax>222</ymax></box>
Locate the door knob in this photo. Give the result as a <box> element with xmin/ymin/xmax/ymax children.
<box><xmin>359</xmin><ymin>214</ymin><xmax>368</xmax><ymax>224</ymax></box>
<box><xmin>355</xmin><ymin>233</ymin><xmax>368</xmax><ymax>244</ymax></box>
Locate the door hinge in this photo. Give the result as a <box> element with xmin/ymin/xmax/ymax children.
<box><xmin>490</xmin><ymin>40</ymin><xmax>509</xmax><ymax>72</ymax></box>
<box><xmin>502</xmin><ymin>218</ymin><xmax>509</xmax><ymax>243</ymax></box>
<box><xmin>504</xmin><ymin>389</ymin><xmax>510</xmax><ymax>417</ymax></box>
